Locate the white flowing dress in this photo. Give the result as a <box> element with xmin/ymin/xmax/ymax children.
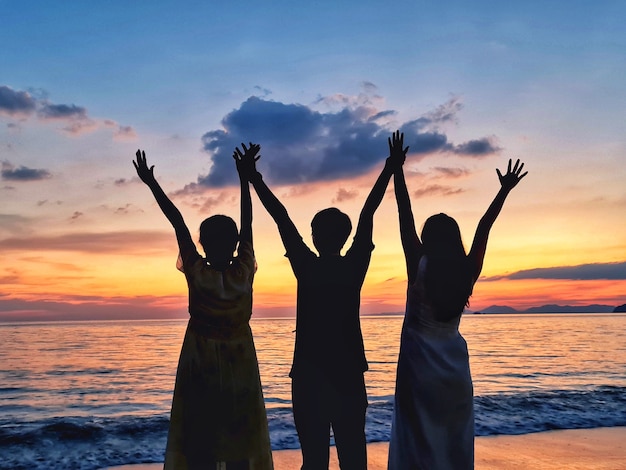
<box><xmin>388</xmin><ymin>257</ymin><xmax>474</xmax><ymax>470</ymax></box>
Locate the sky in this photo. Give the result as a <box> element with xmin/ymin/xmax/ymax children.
<box><xmin>1</xmin><ymin>0</ymin><xmax>625</xmax><ymax>321</ymax></box>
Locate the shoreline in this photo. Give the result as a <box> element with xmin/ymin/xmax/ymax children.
<box><xmin>104</xmin><ymin>426</ymin><xmax>626</xmax><ymax>469</ymax></box>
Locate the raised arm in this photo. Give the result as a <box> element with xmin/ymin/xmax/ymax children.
<box><xmin>133</xmin><ymin>150</ymin><xmax>194</xmax><ymax>252</ymax></box>
<box><xmin>391</xmin><ymin>133</ymin><xmax>421</xmax><ymax>282</ymax></box>
<box><xmin>468</xmin><ymin>158</ymin><xmax>528</xmax><ymax>280</ymax></box>
<box><xmin>233</xmin><ymin>143</ymin><xmax>260</xmax><ymax>246</ymax></box>
<box><xmin>237</xmin><ymin>146</ymin><xmax>302</xmax><ymax>248</ymax></box>
<box><xmin>354</xmin><ymin>131</ymin><xmax>407</xmax><ymax>244</ymax></box>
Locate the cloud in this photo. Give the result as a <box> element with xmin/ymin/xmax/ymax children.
<box><xmin>453</xmin><ymin>137</ymin><xmax>501</xmax><ymax>156</ymax></box>
<box><xmin>1</xmin><ymin>161</ymin><xmax>51</xmax><ymax>181</ymax></box>
<box><xmin>62</xmin><ymin>119</ymin><xmax>100</xmax><ymax>135</ymax></box>
<box><xmin>332</xmin><ymin>187</ymin><xmax>359</xmax><ymax>203</ymax></box>
<box><xmin>113</xmin><ymin>124</ymin><xmax>137</xmax><ymax>140</ymax></box>
<box><xmin>0</xmin><ymin>295</ymin><xmax>187</xmax><ymax>322</ymax></box>
<box><xmin>0</xmin><ymin>230</ymin><xmax>175</xmax><ymax>254</ymax></box>
<box><xmin>39</xmin><ymin>103</ymin><xmax>87</xmax><ymax>120</ymax></box>
<box><xmin>169</xmin><ymin>184</ymin><xmax>233</xmax><ymax>212</ymax></box>
<box><xmin>412</xmin><ymin>184</ymin><xmax>465</xmax><ymax>198</ymax></box>
<box><xmin>37</xmin><ymin>199</ymin><xmax>63</xmax><ymax>206</ymax></box>
<box><xmin>0</xmin><ymin>84</ymin><xmax>135</xmax><ymax>138</ymax></box>
<box><xmin>114</xmin><ymin>204</ymin><xmax>132</xmax><ymax>214</ymax></box>
<box><xmin>197</xmin><ymin>94</ymin><xmax>500</xmax><ymax>187</ymax></box>
<box><xmin>253</xmin><ymin>85</ymin><xmax>272</xmax><ymax>97</ymax></box>
<box><xmin>0</xmin><ymin>213</ymin><xmax>34</xmax><ymax>235</ymax></box>
<box><xmin>432</xmin><ymin>167</ymin><xmax>470</xmax><ymax>178</ymax></box>
<box><xmin>0</xmin><ymin>85</ymin><xmax>37</xmax><ymax>117</ymax></box>
<box><xmin>420</xmin><ymin>96</ymin><xmax>463</xmax><ymax>125</ymax></box>
<box><xmin>485</xmin><ymin>261</ymin><xmax>626</xmax><ymax>281</ymax></box>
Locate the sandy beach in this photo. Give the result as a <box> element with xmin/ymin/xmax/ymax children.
<box><xmin>104</xmin><ymin>426</ymin><xmax>626</xmax><ymax>469</ymax></box>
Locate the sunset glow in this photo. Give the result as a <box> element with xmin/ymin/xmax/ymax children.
<box><xmin>1</xmin><ymin>1</ymin><xmax>625</xmax><ymax>321</ymax></box>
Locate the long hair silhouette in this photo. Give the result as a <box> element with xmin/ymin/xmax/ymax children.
<box><xmin>421</xmin><ymin>213</ymin><xmax>473</xmax><ymax>321</ymax></box>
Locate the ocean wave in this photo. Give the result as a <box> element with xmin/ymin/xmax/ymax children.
<box><xmin>474</xmin><ymin>385</ymin><xmax>626</xmax><ymax>435</ymax></box>
<box><xmin>0</xmin><ymin>386</ymin><xmax>624</xmax><ymax>469</ymax></box>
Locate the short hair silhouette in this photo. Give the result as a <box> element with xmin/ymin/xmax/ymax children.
<box><xmin>311</xmin><ymin>207</ymin><xmax>352</xmax><ymax>255</ymax></box>
<box><xmin>421</xmin><ymin>213</ymin><xmax>473</xmax><ymax>320</ymax></box>
<box><xmin>199</xmin><ymin>215</ymin><xmax>239</xmax><ymax>267</ymax></box>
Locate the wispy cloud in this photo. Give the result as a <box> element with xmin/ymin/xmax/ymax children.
<box><xmin>0</xmin><ymin>230</ymin><xmax>175</xmax><ymax>254</ymax></box>
<box><xmin>332</xmin><ymin>187</ymin><xmax>359</xmax><ymax>203</ymax></box>
<box><xmin>432</xmin><ymin>167</ymin><xmax>471</xmax><ymax>178</ymax></box>
<box><xmin>169</xmin><ymin>185</ymin><xmax>233</xmax><ymax>213</ymax></box>
<box><xmin>37</xmin><ymin>200</ymin><xmax>63</xmax><ymax>206</ymax></box>
<box><xmin>412</xmin><ymin>184</ymin><xmax>465</xmax><ymax>198</ymax></box>
<box><xmin>0</xmin><ymin>213</ymin><xmax>34</xmax><ymax>235</ymax></box>
<box><xmin>485</xmin><ymin>261</ymin><xmax>626</xmax><ymax>281</ymax></box>
<box><xmin>112</xmin><ymin>124</ymin><xmax>137</xmax><ymax>141</ymax></box>
<box><xmin>197</xmin><ymin>93</ymin><xmax>501</xmax><ymax>187</ymax></box>
<box><xmin>0</xmin><ymin>295</ymin><xmax>187</xmax><ymax>322</ymax></box>
<box><xmin>1</xmin><ymin>160</ymin><xmax>51</xmax><ymax>181</ymax></box>
<box><xmin>0</xmin><ymin>84</ymin><xmax>136</xmax><ymax>138</ymax></box>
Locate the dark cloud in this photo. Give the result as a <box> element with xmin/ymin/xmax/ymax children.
<box><xmin>486</xmin><ymin>261</ymin><xmax>626</xmax><ymax>281</ymax></box>
<box><xmin>1</xmin><ymin>161</ymin><xmax>51</xmax><ymax>181</ymax></box>
<box><xmin>197</xmin><ymin>95</ymin><xmax>500</xmax><ymax>187</ymax></box>
<box><xmin>38</xmin><ymin>103</ymin><xmax>87</xmax><ymax>120</ymax></box>
<box><xmin>453</xmin><ymin>137</ymin><xmax>501</xmax><ymax>156</ymax></box>
<box><xmin>0</xmin><ymin>85</ymin><xmax>37</xmax><ymax>116</ymax></box>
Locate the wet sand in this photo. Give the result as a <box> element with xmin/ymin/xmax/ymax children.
<box><xmin>104</xmin><ymin>426</ymin><xmax>626</xmax><ymax>469</ymax></box>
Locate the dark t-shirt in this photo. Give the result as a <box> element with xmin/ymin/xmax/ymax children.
<box><xmin>283</xmin><ymin>230</ymin><xmax>374</xmax><ymax>379</ymax></box>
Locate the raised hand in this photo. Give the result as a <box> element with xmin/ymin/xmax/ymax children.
<box><xmin>133</xmin><ymin>149</ymin><xmax>156</xmax><ymax>185</ymax></box>
<box><xmin>496</xmin><ymin>158</ymin><xmax>528</xmax><ymax>191</ymax></box>
<box><xmin>388</xmin><ymin>130</ymin><xmax>409</xmax><ymax>170</ymax></box>
<box><xmin>233</xmin><ymin>142</ymin><xmax>261</xmax><ymax>181</ymax></box>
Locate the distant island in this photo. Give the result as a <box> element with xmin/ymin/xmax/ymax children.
<box><xmin>472</xmin><ymin>303</ymin><xmax>626</xmax><ymax>314</ymax></box>
<box><xmin>362</xmin><ymin>303</ymin><xmax>626</xmax><ymax>317</ymax></box>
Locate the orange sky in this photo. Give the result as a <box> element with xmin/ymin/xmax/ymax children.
<box><xmin>1</xmin><ymin>153</ymin><xmax>625</xmax><ymax>321</ymax></box>
<box><xmin>2</xmin><ymin>2</ymin><xmax>625</xmax><ymax>321</ymax></box>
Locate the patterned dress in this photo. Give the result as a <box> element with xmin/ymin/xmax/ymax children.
<box><xmin>164</xmin><ymin>240</ymin><xmax>273</xmax><ymax>469</ymax></box>
<box><xmin>388</xmin><ymin>256</ymin><xmax>474</xmax><ymax>470</ymax></box>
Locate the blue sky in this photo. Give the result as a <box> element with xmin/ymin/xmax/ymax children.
<box><xmin>1</xmin><ymin>0</ymin><xmax>625</xmax><ymax>320</ymax></box>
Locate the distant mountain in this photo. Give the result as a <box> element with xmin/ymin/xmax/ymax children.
<box><xmin>524</xmin><ymin>304</ymin><xmax>615</xmax><ymax>313</ymax></box>
<box><xmin>475</xmin><ymin>305</ymin><xmax>519</xmax><ymax>314</ymax></box>
<box><xmin>473</xmin><ymin>303</ymin><xmax>618</xmax><ymax>314</ymax></box>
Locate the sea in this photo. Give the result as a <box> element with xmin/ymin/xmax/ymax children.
<box><xmin>1</xmin><ymin>314</ymin><xmax>625</xmax><ymax>469</ymax></box>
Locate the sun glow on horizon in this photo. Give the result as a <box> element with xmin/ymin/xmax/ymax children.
<box><xmin>2</xmin><ymin>1</ymin><xmax>625</xmax><ymax>321</ymax></box>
